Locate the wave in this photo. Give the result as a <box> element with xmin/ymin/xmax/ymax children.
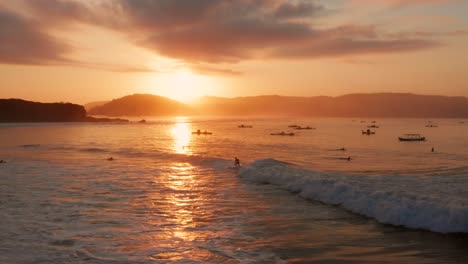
<box><xmin>20</xmin><ymin>144</ymin><xmax>41</xmax><ymax>148</ymax></box>
<box><xmin>81</xmin><ymin>147</ymin><xmax>108</xmax><ymax>153</ymax></box>
<box><xmin>238</xmin><ymin>158</ymin><xmax>468</xmax><ymax>233</ymax></box>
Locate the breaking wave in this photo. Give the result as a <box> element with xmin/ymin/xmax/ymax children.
<box><xmin>238</xmin><ymin>158</ymin><xmax>468</xmax><ymax>233</ymax></box>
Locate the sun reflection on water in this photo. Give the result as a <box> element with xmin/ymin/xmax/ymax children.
<box><xmin>171</xmin><ymin>117</ymin><xmax>192</xmax><ymax>154</ymax></box>
<box><xmin>166</xmin><ymin>163</ymin><xmax>199</xmax><ymax>242</ymax></box>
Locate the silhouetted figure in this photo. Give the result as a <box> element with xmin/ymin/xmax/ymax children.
<box><xmin>234</xmin><ymin>157</ymin><xmax>240</xmax><ymax>167</ymax></box>
<box><xmin>0</xmin><ymin>160</ymin><xmax>5</xmax><ymax>164</ymax></box>
<box><xmin>431</xmin><ymin>147</ymin><xmax>434</xmax><ymax>153</ymax></box>
<box><xmin>107</xmin><ymin>157</ymin><xmax>114</xmax><ymax>161</ymax></box>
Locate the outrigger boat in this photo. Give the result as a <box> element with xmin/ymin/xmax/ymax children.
<box><xmin>271</xmin><ymin>131</ymin><xmax>295</xmax><ymax>136</ymax></box>
<box><xmin>238</xmin><ymin>124</ymin><xmax>253</xmax><ymax>128</ymax></box>
<box><xmin>192</xmin><ymin>130</ymin><xmax>213</xmax><ymax>135</ymax></box>
<box><xmin>399</xmin><ymin>134</ymin><xmax>426</xmax><ymax>141</ymax></box>
<box><xmin>295</xmin><ymin>126</ymin><xmax>315</xmax><ymax>130</ymax></box>
<box><xmin>362</xmin><ymin>129</ymin><xmax>375</xmax><ymax>135</ymax></box>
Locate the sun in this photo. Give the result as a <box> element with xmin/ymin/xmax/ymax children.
<box><xmin>165</xmin><ymin>69</ymin><xmax>206</xmax><ymax>103</ymax></box>
<box><xmin>144</xmin><ymin>67</ymin><xmax>218</xmax><ymax>103</ymax></box>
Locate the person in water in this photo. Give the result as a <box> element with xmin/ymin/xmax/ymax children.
<box><xmin>107</xmin><ymin>157</ymin><xmax>114</xmax><ymax>161</ymax></box>
<box><xmin>0</xmin><ymin>160</ymin><xmax>5</xmax><ymax>164</ymax></box>
<box><xmin>234</xmin><ymin>157</ymin><xmax>240</xmax><ymax>167</ymax></box>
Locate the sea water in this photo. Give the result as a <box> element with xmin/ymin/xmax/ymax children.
<box><xmin>0</xmin><ymin>117</ymin><xmax>467</xmax><ymax>263</ymax></box>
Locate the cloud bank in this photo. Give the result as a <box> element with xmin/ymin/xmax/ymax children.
<box><xmin>0</xmin><ymin>0</ymin><xmax>446</xmax><ymax>70</ymax></box>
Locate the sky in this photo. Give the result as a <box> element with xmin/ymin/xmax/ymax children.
<box><xmin>0</xmin><ymin>0</ymin><xmax>467</xmax><ymax>104</ymax></box>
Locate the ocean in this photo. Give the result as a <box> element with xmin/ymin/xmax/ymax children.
<box><xmin>1</xmin><ymin>117</ymin><xmax>467</xmax><ymax>263</ymax></box>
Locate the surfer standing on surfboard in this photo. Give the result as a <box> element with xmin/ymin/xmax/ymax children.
<box><xmin>234</xmin><ymin>157</ymin><xmax>241</xmax><ymax>167</ymax></box>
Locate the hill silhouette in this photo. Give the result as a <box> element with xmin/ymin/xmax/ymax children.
<box><xmin>84</xmin><ymin>101</ymin><xmax>108</xmax><ymax>111</ymax></box>
<box><xmin>88</xmin><ymin>94</ymin><xmax>191</xmax><ymax>116</ymax></box>
<box><xmin>0</xmin><ymin>99</ymin><xmax>128</xmax><ymax>122</ymax></box>
<box><xmin>82</xmin><ymin>93</ymin><xmax>468</xmax><ymax>118</ymax></box>
<box><xmin>0</xmin><ymin>99</ymin><xmax>87</xmax><ymax>122</ymax></box>
<box><xmin>193</xmin><ymin>93</ymin><xmax>468</xmax><ymax>118</ymax></box>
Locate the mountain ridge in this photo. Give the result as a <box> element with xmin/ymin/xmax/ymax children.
<box><xmin>88</xmin><ymin>94</ymin><xmax>191</xmax><ymax>117</ymax></box>
<box><xmin>0</xmin><ymin>99</ymin><xmax>127</xmax><ymax>122</ymax></box>
<box><xmin>87</xmin><ymin>93</ymin><xmax>468</xmax><ymax>118</ymax></box>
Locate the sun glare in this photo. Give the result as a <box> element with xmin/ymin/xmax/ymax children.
<box><xmin>171</xmin><ymin>118</ymin><xmax>191</xmax><ymax>154</ymax></box>
<box><xmin>165</xmin><ymin>69</ymin><xmax>205</xmax><ymax>103</ymax></box>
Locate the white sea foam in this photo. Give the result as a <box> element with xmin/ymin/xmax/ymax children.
<box><xmin>238</xmin><ymin>158</ymin><xmax>468</xmax><ymax>233</ymax></box>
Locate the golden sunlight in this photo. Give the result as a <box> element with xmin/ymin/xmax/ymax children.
<box><xmin>165</xmin><ymin>69</ymin><xmax>207</xmax><ymax>103</ymax></box>
<box><xmin>171</xmin><ymin>117</ymin><xmax>191</xmax><ymax>154</ymax></box>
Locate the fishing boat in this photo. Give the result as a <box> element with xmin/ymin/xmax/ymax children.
<box><xmin>295</xmin><ymin>126</ymin><xmax>315</xmax><ymax>130</ymax></box>
<box><xmin>362</xmin><ymin>129</ymin><xmax>375</xmax><ymax>135</ymax></box>
<box><xmin>398</xmin><ymin>134</ymin><xmax>426</xmax><ymax>141</ymax></box>
<box><xmin>192</xmin><ymin>130</ymin><xmax>213</xmax><ymax>135</ymax></box>
<box><xmin>238</xmin><ymin>124</ymin><xmax>253</xmax><ymax>128</ymax></box>
<box><xmin>270</xmin><ymin>132</ymin><xmax>295</xmax><ymax>136</ymax></box>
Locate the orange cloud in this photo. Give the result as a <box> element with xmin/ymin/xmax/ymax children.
<box><xmin>0</xmin><ymin>9</ymin><xmax>69</xmax><ymax>65</ymax></box>
<box><xmin>1</xmin><ymin>0</ymin><xmax>444</xmax><ymax>66</ymax></box>
<box><xmin>352</xmin><ymin>0</ymin><xmax>449</xmax><ymax>7</ymax></box>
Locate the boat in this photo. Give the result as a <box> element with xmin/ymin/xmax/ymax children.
<box><xmin>362</xmin><ymin>129</ymin><xmax>375</xmax><ymax>135</ymax></box>
<box><xmin>238</xmin><ymin>124</ymin><xmax>253</xmax><ymax>128</ymax></box>
<box><xmin>270</xmin><ymin>132</ymin><xmax>295</xmax><ymax>136</ymax></box>
<box><xmin>192</xmin><ymin>130</ymin><xmax>213</xmax><ymax>135</ymax></box>
<box><xmin>295</xmin><ymin>126</ymin><xmax>315</xmax><ymax>130</ymax></box>
<box><xmin>425</xmin><ymin>124</ymin><xmax>438</xmax><ymax>128</ymax></box>
<box><xmin>398</xmin><ymin>134</ymin><xmax>426</xmax><ymax>141</ymax></box>
<box><xmin>367</xmin><ymin>125</ymin><xmax>379</xmax><ymax>128</ymax></box>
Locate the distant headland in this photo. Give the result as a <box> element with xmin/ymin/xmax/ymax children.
<box><xmin>87</xmin><ymin>93</ymin><xmax>468</xmax><ymax>118</ymax></box>
<box><xmin>0</xmin><ymin>99</ymin><xmax>128</xmax><ymax>122</ymax></box>
<box><xmin>2</xmin><ymin>93</ymin><xmax>468</xmax><ymax>122</ymax></box>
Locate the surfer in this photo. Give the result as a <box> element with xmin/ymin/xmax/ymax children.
<box><xmin>234</xmin><ymin>157</ymin><xmax>240</xmax><ymax>167</ymax></box>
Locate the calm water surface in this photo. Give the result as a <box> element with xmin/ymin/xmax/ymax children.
<box><xmin>0</xmin><ymin>117</ymin><xmax>467</xmax><ymax>263</ymax></box>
